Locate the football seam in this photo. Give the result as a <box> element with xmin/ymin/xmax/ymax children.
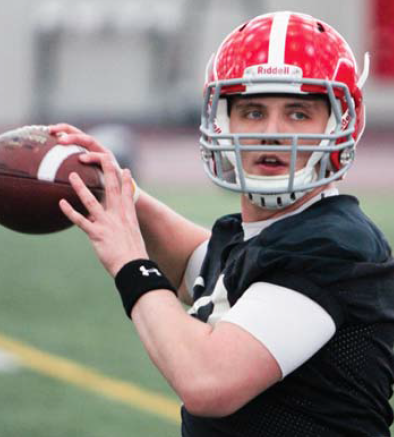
<box><xmin>0</xmin><ymin>172</ymin><xmax>103</xmax><ymax>190</ymax></box>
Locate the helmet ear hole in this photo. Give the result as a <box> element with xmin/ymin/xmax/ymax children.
<box><xmin>317</xmin><ymin>22</ymin><xmax>325</xmax><ymax>32</ymax></box>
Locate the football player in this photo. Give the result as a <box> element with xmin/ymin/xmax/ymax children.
<box><xmin>52</xmin><ymin>11</ymin><xmax>394</xmax><ymax>437</ymax></box>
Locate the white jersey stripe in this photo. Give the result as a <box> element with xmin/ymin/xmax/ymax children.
<box><xmin>37</xmin><ymin>145</ymin><xmax>86</xmax><ymax>182</ymax></box>
<box><xmin>268</xmin><ymin>11</ymin><xmax>291</xmax><ymax>65</ymax></box>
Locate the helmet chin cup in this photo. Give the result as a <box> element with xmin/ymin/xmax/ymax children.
<box><xmin>246</xmin><ymin>191</ymin><xmax>307</xmax><ymax>210</ymax></box>
<box><xmin>241</xmin><ymin>165</ymin><xmax>318</xmax><ymax>210</ymax></box>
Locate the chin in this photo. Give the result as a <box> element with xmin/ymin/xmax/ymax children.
<box><xmin>251</xmin><ymin>165</ymin><xmax>289</xmax><ymax>177</ymax></box>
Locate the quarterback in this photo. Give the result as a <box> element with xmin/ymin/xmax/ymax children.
<box><xmin>52</xmin><ymin>11</ymin><xmax>394</xmax><ymax>437</ymax></box>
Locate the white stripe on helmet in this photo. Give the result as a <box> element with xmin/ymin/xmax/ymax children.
<box><xmin>268</xmin><ymin>11</ymin><xmax>291</xmax><ymax>65</ymax></box>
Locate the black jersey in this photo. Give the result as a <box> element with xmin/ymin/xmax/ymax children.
<box><xmin>182</xmin><ymin>195</ymin><xmax>394</xmax><ymax>437</ymax></box>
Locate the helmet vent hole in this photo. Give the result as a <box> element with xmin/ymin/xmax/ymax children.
<box><xmin>317</xmin><ymin>22</ymin><xmax>325</xmax><ymax>33</ymax></box>
<box><xmin>238</xmin><ymin>22</ymin><xmax>248</xmax><ymax>32</ymax></box>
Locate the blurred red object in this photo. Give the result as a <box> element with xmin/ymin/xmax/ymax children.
<box><xmin>373</xmin><ymin>0</ymin><xmax>394</xmax><ymax>79</ymax></box>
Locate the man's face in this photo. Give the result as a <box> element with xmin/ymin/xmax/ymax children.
<box><xmin>228</xmin><ymin>95</ymin><xmax>330</xmax><ymax>177</ymax></box>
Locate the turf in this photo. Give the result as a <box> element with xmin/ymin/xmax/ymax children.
<box><xmin>0</xmin><ymin>186</ymin><xmax>393</xmax><ymax>436</ymax></box>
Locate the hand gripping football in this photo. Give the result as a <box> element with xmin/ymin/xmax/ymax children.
<box><xmin>0</xmin><ymin>125</ymin><xmax>104</xmax><ymax>234</ymax></box>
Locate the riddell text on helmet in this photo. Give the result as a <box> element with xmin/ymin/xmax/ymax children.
<box><xmin>259</xmin><ymin>66</ymin><xmax>289</xmax><ymax>75</ymax></box>
<box><xmin>244</xmin><ymin>64</ymin><xmax>303</xmax><ymax>78</ymax></box>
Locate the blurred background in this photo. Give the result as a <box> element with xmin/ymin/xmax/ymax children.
<box><xmin>0</xmin><ymin>0</ymin><xmax>393</xmax><ymax>436</ymax></box>
<box><xmin>0</xmin><ymin>0</ymin><xmax>392</xmax><ymax>192</ymax></box>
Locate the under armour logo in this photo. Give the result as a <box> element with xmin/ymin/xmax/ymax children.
<box><xmin>140</xmin><ymin>266</ymin><xmax>162</xmax><ymax>277</ymax></box>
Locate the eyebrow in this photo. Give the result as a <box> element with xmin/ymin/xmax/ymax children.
<box><xmin>285</xmin><ymin>102</ymin><xmax>317</xmax><ymax>110</ymax></box>
<box><xmin>233</xmin><ymin>100</ymin><xmax>317</xmax><ymax>111</ymax></box>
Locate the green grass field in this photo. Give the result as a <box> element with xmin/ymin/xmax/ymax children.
<box><xmin>0</xmin><ymin>186</ymin><xmax>393</xmax><ymax>437</ymax></box>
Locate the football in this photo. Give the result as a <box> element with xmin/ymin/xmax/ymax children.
<box><xmin>0</xmin><ymin>125</ymin><xmax>104</xmax><ymax>234</ymax></box>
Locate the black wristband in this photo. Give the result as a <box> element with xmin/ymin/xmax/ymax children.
<box><xmin>114</xmin><ymin>259</ymin><xmax>177</xmax><ymax>319</ymax></box>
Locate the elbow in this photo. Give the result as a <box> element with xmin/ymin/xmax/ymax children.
<box><xmin>180</xmin><ymin>378</ymin><xmax>241</xmax><ymax>418</ymax></box>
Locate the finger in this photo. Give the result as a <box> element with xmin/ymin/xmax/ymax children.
<box><xmin>49</xmin><ymin>123</ymin><xmax>83</xmax><ymax>136</ymax></box>
<box><xmin>79</xmin><ymin>151</ymin><xmax>116</xmax><ymax>166</ymax></box>
<box><xmin>80</xmin><ymin>152</ymin><xmax>123</xmax><ymax>210</ymax></box>
<box><xmin>100</xmin><ymin>155</ymin><xmax>122</xmax><ymax>210</ymax></box>
<box><xmin>69</xmin><ymin>172</ymin><xmax>104</xmax><ymax>218</ymax></box>
<box><xmin>121</xmin><ymin>169</ymin><xmax>138</xmax><ymax>215</ymax></box>
<box><xmin>59</xmin><ymin>199</ymin><xmax>94</xmax><ymax>234</ymax></box>
<box><xmin>79</xmin><ymin>151</ymin><xmax>104</xmax><ymax>164</ymax></box>
<box><xmin>55</xmin><ymin>133</ymin><xmax>105</xmax><ymax>153</ymax></box>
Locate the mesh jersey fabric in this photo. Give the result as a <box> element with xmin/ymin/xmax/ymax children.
<box><xmin>182</xmin><ymin>195</ymin><xmax>394</xmax><ymax>437</ymax></box>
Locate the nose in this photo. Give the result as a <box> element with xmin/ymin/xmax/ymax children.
<box><xmin>260</xmin><ymin>113</ymin><xmax>283</xmax><ymax>145</ymax></box>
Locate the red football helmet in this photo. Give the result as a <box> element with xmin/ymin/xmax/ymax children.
<box><xmin>200</xmin><ymin>11</ymin><xmax>369</xmax><ymax>209</ymax></box>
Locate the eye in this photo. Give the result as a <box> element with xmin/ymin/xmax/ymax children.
<box><xmin>290</xmin><ymin>111</ymin><xmax>309</xmax><ymax>121</ymax></box>
<box><xmin>245</xmin><ymin>109</ymin><xmax>264</xmax><ymax>120</ymax></box>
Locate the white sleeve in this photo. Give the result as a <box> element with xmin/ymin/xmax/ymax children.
<box><xmin>221</xmin><ymin>282</ymin><xmax>336</xmax><ymax>378</ymax></box>
<box><xmin>184</xmin><ymin>240</ymin><xmax>209</xmax><ymax>298</ymax></box>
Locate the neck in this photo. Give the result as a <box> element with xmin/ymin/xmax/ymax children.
<box><xmin>241</xmin><ymin>184</ymin><xmax>335</xmax><ymax>222</ymax></box>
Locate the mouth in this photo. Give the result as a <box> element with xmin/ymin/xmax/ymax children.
<box><xmin>251</xmin><ymin>154</ymin><xmax>289</xmax><ymax>176</ymax></box>
<box><xmin>256</xmin><ymin>154</ymin><xmax>287</xmax><ymax>167</ymax></box>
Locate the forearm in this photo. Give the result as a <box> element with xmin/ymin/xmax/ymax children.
<box><xmin>135</xmin><ymin>190</ymin><xmax>210</xmax><ymax>288</ymax></box>
<box><xmin>130</xmin><ymin>289</ymin><xmax>280</xmax><ymax>417</ymax></box>
<box><xmin>130</xmin><ymin>290</ymin><xmax>216</xmax><ymax>412</ymax></box>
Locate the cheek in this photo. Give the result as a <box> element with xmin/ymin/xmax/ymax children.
<box><xmin>240</xmin><ymin>150</ymin><xmax>258</xmax><ymax>171</ymax></box>
<box><xmin>229</xmin><ymin>117</ymin><xmax>243</xmax><ymax>133</ymax></box>
<box><xmin>228</xmin><ymin>118</ymin><xmax>235</xmax><ymax>132</ymax></box>
<box><xmin>296</xmin><ymin>151</ymin><xmax>313</xmax><ymax>169</ymax></box>
<box><xmin>229</xmin><ymin>117</ymin><xmax>262</xmax><ymax>135</ymax></box>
